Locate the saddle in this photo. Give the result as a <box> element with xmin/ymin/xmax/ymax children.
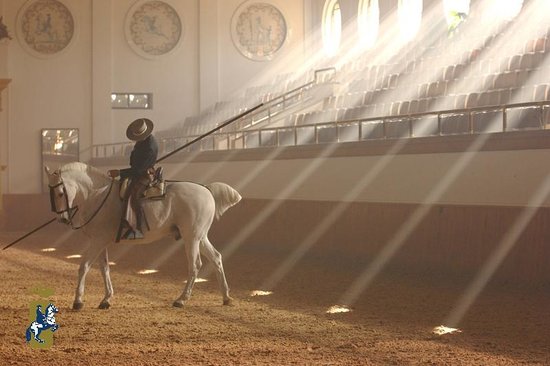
<box><xmin>119</xmin><ymin>166</ymin><xmax>166</xmax><ymax>201</ymax></box>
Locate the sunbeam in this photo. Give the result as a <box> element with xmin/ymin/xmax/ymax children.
<box><xmin>444</xmin><ymin>172</ymin><xmax>550</xmax><ymax>328</ymax></box>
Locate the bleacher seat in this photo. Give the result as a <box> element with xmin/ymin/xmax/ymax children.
<box><xmin>465</xmin><ymin>93</ymin><xmax>479</xmax><ymax>108</ymax></box>
<box><xmin>533</xmin><ymin>84</ymin><xmax>549</xmax><ymax>101</ymax></box>
<box><xmin>389</xmin><ymin>101</ymin><xmax>400</xmax><ymax>116</ymax></box>
<box><xmin>507</xmin><ymin>55</ymin><xmax>522</xmax><ymax>71</ymax></box>
<box><xmin>454</xmin><ymin>94</ymin><xmax>467</xmax><ymax>109</ymax></box>
<box><xmin>443</xmin><ymin>65</ymin><xmax>455</xmax><ymax>81</ymax></box>
<box><xmin>495</xmin><ymin>72</ymin><xmax>518</xmax><ymax>89</ymax></box>
<box><xmin>343</xmin><ymin>92</ymin><xmax>365</xmax><ymax>108</ymax></box>
<box><xmin>398</xmin><ymin>101</ymin><xmax>410</xmax><ymax>115</ymax></box>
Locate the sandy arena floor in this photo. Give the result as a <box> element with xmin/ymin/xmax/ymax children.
<box><xmin>0</xmin><ymin>228</ymin><xmax>549</xmax><ymax>365</ymax></box>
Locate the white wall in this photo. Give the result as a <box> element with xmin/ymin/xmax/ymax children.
<box><xmin>5</xmin><ymin>0</ymin><xmax>92</xmax><ymax>193</ymax></box>
<box><xmin>110</xmin><ymin>0</ymin><xmax>200</xmax><ymax>140</ymax></box>
<box><xmin>2</xmin><ymin>0</ymin><xmax>308</xmax><ymax>194</ymax></box>
<box><xmin>156</xmin><ymin>149</ymin><xmax>550</xmax><ymax>207</ymax></box>
<box><xmin>0</xmin><ymin>0</ymin><xmax>8</xmax><ymax>199</ymax></box>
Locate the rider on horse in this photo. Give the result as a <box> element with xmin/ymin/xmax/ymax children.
<box><xmin>109</xmin><ymin>118</ymin><xmax>158</xmax><ymax>241</ymax></box>
<box><xmin>35</xmin><ymin>305</ymin><xmax>46</xmax><ymax>324</ymax></box>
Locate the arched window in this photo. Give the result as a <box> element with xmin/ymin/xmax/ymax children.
<box><xmin>398</xmin><ymin>0</ymin><xmax>423</xmax><ymax>43</ymax></box>
<box><xmin>357</xmin><ymin>0</ymin><xmax>380</xmax><ymax>49</ymax></box>
<box><xmin>497</xmin><ymin>0</ymin><xmax>523</xmax><ymax>19</ymax></box>
<box><xmin>322</xmin><ymin>0</ymin><xmax>342</xmax><ymax>56</ymax></box>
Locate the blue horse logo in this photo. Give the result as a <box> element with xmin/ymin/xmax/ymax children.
<box><xmin>25</xmin><ymin>303</ymin><xmax>59</xmax><ymax>345</ymax></box>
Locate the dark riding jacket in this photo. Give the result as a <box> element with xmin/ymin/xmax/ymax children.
<box><xmin>120</xmin><ymin>135</ymin><xmax>158</xmax><ymax>180</ymax></box>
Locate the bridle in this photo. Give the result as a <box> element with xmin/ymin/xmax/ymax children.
<box><xmin>48</xmin><ymin>174</ymin><xmax>114</xmax><ymax>230</ymax></box>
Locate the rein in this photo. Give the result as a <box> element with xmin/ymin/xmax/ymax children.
<box><xmin>49</xmin><ymin>177</ymin><xmax>115</xmax><ymax>230</ymax></box>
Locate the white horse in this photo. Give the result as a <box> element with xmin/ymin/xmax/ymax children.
<box><xmin>45</xmin><ymin>162</ymin><xmax>241</xmax><ymax>310</ymax></box>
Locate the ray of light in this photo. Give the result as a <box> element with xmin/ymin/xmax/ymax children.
<box><xmin>48</xmin><ymin>228</ymin><xmax>78</xmax><ymax>249</ymax></box>
<box><xmin>214</xmin><ymin>1</ymin><xmax>448</xmax><ymax>266</ymax></box>
<box><xmin>335</xmin><ymin>0</ymin><xmax>548</xmax><ymax>307</ymax></box>
<box><xmin>207</xmin><ymin>1</ymin><xmax>498</xmax><ymax>290</ymax></box>
<box><xmin>145</xmin><ymin>241</ymin><xmax>182</xmax><ymax>272</ymax></box>
<box><xmin>444</xmin><ymin>172</ymin><xmax>550</xmax><ymax>328</ymax></box>
<box><xmin>162</xmin><ymin>0</ymin><xmax>545</xmax><ymax>291</ymax></box>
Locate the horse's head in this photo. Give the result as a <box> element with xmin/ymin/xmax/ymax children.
<box><xmin>45</xmin><ymin>166</ymin><xmax>79</xmax><ymax>225</ymax></box>
<box><xmin>46</xmin><ymin>303</ymin><xmax>59</xmax><ymax>315</ymax></box>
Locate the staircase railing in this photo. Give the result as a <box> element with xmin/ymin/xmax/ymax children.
<box><xmin>92</xmin><ymin>67</ymin><xmax>337</xmax><ymax>159</ymax></box>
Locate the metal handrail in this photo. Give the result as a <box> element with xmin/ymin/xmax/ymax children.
<box><xmin>231</xmin><ymin>67</ymin><xmax>337</xmax><ymax>131</ymax></box>
<box><xmin>92</xmin><ymin>97</ymin><xmax>548</xmax><ymax>159</ymax></box>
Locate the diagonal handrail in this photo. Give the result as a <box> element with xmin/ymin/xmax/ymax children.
<box><xmin>92</xmin><ymin>68</ymin><xmax>337</xmax><ymax>159</ymax></box>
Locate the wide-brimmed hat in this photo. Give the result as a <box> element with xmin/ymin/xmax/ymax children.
<box><xmin>126</xmin><ymin>118</ymin><xmax>154</xmax><ymax>141</ymax></box>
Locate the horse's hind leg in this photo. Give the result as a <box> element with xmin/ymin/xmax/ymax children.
<box><xmin>98</xmin><ymin>249</ymin><xmax>113</xmax><ymax>309</ymax></box>
<box><xmin>173</xmin><ymin>238</ymin><xmax>202</xmax><ymax>307</ymax></box>
<box><xmin>200</xmin><ymin>236</ymin><xmax>232</xmax><ymax>305</ymax></box>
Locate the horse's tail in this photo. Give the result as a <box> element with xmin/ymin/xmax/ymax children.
<box><xmin>25</xmin><ymin>326</ymin><xmax>31</xmax><ymax>342</ymax></box>
<box><xmin>206</xmin><ymin>183</ymin><xmax>242</xmax><ymax>220</ymax></box>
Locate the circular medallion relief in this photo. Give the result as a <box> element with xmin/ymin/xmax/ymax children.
<box><xmin>125</xmin><ymin>0</ymin><xmax>183</xmax><ymax>59</ymax></box>
<box><xmin>17</xmin><ymin>0</ymin><xmax>75</xmax><ymax>57</ymax></box>
<box><xmin>231</xmin><ymin>2</ymin><xmax>287</xmax><ymax>61</ymax></box>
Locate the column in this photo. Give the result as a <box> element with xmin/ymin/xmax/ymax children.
<box><xmin>91</xmin><ymin>0</ymin><xmax>113</xmax><ymax>152</ymax></box>
<box><xmin>199</xmin><ymin>0</ymin><xmax>220</xmax><ymax>111</ymax></box>
<box><xmin>0</xmin><ymin>78</ymin><xmax>11</xmax><ymax>203</ymax></box>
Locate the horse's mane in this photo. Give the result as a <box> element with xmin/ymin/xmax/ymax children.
<box><xmin>60</xmin><ymin>162</ymin><xmax>107</xmax><ymax>179</ymax></box>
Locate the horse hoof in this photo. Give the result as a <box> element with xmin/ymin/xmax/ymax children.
<box><xmin>72</xmin><ymin>302</ymin><xmax>84</xmax><ymax>311</ymax></box>
<box><xmin>98</xmin><ymin>302</ymin><xmax>110</xmax><ymax>310</ymax></box>
<box><xmin>223</xmin><ymin>297</ymin><xmax>234</xmax><ymax>306</ymax></box>
<box><xmin>172</xmin><ymin>301</ymin><xmax>184</xmax><ymax>308</ymax></box>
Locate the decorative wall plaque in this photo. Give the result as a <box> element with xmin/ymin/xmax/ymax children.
<box><xmin>17</xmin><ymin>0</ymin><xmax>75</xmax><ymax>57</ymax></box>
<box><xmin>231</xmin><ymin>2</ymin><xmax>287</xmax><ymax>61</ymax></box>
<box><xmin>125</xmin><ymin>0</ymin><xmax>182</xmax><ymax>59</ymax></box>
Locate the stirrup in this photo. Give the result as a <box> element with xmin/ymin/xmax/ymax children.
<box><xmin>122</xmin><ymin>229</ymin><xmax>144</xmax><ymax>240</ymax></box>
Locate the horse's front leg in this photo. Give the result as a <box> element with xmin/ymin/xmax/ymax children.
<box><xmin>98</xmin><ymin>249</ymin><xmax>114</xmax><ymax>309</ymax></box>
<box><xmin>173</xmin><ymin>239</ymin><xmax>202</xmax><ymax>307</ymax></box>
<box><xmin>73</xmin><ymin>244</ymin><xmax>105</xmax><ymax>310</ymax></box>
